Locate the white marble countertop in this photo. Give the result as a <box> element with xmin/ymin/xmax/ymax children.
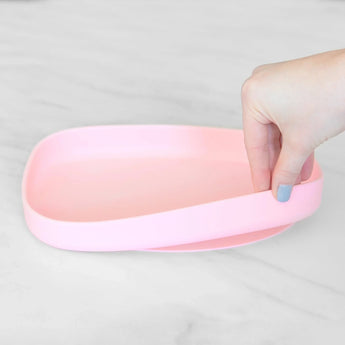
<box><xmin>1</xmin><ymin>0</ymin><xmax>345</xmax><ymax>343</ymax></box>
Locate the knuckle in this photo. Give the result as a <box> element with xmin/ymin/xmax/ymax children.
<box><xmin>252</xmin><ymin>64</ymin><xmax>266</xmax><ymax>74</ymax></box>
<box><xmin>241</xmin><ymin>76</ymin><xmax>259</xmax><ymax>101</ymax></box>
<box><xmin>285</xmin><ymin>136</ymin><xmax>312</xmax><ymax>156</ymax></box>
<box><xmin>277</xmin><ymin>167</ymin><xmax>301</xmax><ymax>178</ymax></box>
<box><xmin>244</xmin><ymin>140</ymin><xmax>269</xmax><ymax>153</ymax></box>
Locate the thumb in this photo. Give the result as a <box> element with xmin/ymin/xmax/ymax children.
<box><xmin>271</xmin><ymin>142</ymin><xmax>310</xmax><ymax>202</ymax></box>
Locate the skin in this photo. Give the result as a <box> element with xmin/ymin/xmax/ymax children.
<box><xmin>241</xmin><ymin>49</ymin><xmax>345</xmax><ymax>201</ymax></box>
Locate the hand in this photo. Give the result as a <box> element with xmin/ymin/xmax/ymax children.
<box><xmin>241</xmin><ymin>49</ymin><xmax>345</xmax><ymax>202</ymax></box>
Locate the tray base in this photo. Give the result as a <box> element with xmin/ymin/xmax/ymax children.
<box><xmin>143</xmin><ymin>224</ymin><xmax>292</xmax><ymax>252</ymax></box>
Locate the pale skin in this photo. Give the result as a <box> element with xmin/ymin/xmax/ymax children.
<box><xmin>241</xmin><ymin>49</ymin><xmax>345</xmax><ymax>201</ymax></box>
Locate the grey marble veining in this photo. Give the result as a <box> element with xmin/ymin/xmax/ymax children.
<box><xmin>0</xmin><ymin>0</ymin><xmax>345</xmax><ymax>344</ymax></box>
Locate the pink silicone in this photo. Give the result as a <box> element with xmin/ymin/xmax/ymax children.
<box><xmin>22</xmin><ymin>125</ymin><xmax>323</xmax><ymax>252</ymax></box>
<box><xmin>145</xmin><ymin>224</ymin><xmax>294</xmax><ymax>252</ymax></box>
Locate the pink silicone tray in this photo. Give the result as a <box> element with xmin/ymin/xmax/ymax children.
<box><xmin>22</xmin><ymin>125</ymin><xmax>323</xmax><ymax>252</ymax></box>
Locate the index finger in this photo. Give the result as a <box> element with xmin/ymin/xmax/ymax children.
<box><xmin>242</xmin><ymin>106</ymin><xmax>271</xmax><ymax>192</ymax></box>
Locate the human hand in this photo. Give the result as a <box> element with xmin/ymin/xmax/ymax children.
<box><xmin>241</xmin><ymin>49</ymin><xmax>345</xmax><ymax>202</ymax></box>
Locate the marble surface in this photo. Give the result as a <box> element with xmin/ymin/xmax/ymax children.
<box><xmin>1</xmin><ymin>0</ymin><xmax>345</xmax><ymax>343</ymax></box>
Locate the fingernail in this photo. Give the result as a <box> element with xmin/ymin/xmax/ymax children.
<box><xmin>277</xmin><ymin>184</ymin><xmax>292</xmax><ymax>202</ymax></box>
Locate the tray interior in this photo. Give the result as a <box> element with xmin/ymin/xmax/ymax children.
<box><xmin>25</xmin><ymin>127</ymin><xmax>255</xmax><ymax>222</ymax></box>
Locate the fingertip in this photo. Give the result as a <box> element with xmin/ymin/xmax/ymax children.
<box><xmin>249</xmin><ymin>165</ymin><xmax>271</xmax><ymax>193</ymax></box>
<box><xmin>271</xmin><ymin>145</ymin><xmax>307</xmax><ymax>202</ymax></box>
<box><xmin>301</xmin><ymin>152</ymin><xmax>314</xmax><ymax>181</ymax></box>
<box><xmin>276</xmin><ymin>184</ymin><xmax>293</xmax><ymax>202</ymax></box>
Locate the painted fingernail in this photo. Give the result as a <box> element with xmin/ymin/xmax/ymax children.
<box><xmin>277</xmin><ymin>184</ymin><xmax>292</xmax><ymax>202</ymax></box>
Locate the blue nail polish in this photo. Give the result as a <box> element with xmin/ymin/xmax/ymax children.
<box><xmin>277</xmin><ymin>184</ymin><xmax>292</xmax><ymax>202</ymax></box>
